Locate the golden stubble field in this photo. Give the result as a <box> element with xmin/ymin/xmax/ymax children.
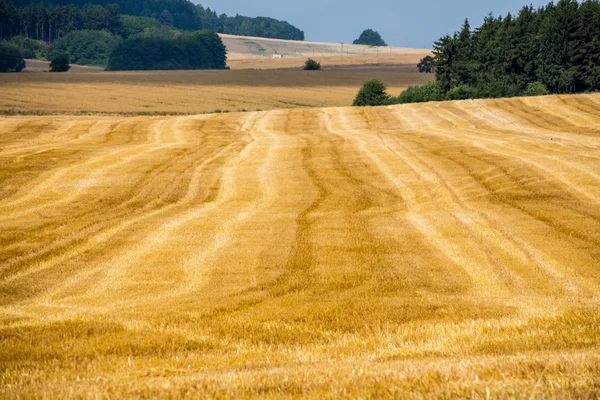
<box><xmin>1</xmin><ymin>94</ymin><xmax>600</xmax><ymax>398</ymax></box>
<box><xmin>2</xmin><ymin>55</ymin><xmax>432</xmax><ymax>115</ymax></box>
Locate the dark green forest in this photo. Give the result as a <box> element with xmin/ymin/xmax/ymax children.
<box><xmin>5</xmin><ymin>0</ymin><xmax>201</xmax><ymax>30</ymax></box>
<box><xmin>0</xmin><ymin>0</ymin><xmax>229</xmax><ymax>70</ymax></box>
<box><xmin>0</xmin><ymin>2</ymin><xmax>124</xmax><ymax>42</ymax></box>
<box><xmin>106</xmin><ymin>29</ymin><xmax>226</xmax><ymax>71</ymax></box>
<box><xmin>0</xmin><ymin>0</ymin><xmax>304</xmax><ymax>41</ymax></box>
<box><xmin>47</xmin><ymin>29</ymin><xmax>121</xmax><ymax>66</ymax></box>
<box><xmin>352</xmin><ymin>0</ymin><xmax>600</xmax><ymax>106</ymax></box>
<box><xmin>435</xmin><ymin>0</ymin><xmax>600</xmax><ymax>95</ymax></box>
<box><xmin>402</xmin><ymin>0</ymin><xmax>600</xmax><ymax>104</ymax></box>
<box><xmin>197</xmin><ymin>6</ymin><xmax>304</xmax><ymax>40</ymax></box>
<box><xmin>0</xmin><ymin>0</ymin><xmax>303</xmax><ymax>70</ymax></box>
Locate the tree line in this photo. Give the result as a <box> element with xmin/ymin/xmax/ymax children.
<box><xmin>0</xmin><ymin>1</ymin><xmax>123</xmax><ymax>42</ymax></box>
<box><xmin>432</xmin><ymin>0</ymin><xmax>600</xmax><ymax>98</ymax></box>
<box><xmin>1</xmin><ymin>0</ymin><xmax>305</xmax><ymax>41</ymax></box>
<box><xmin>355</xmin><ymin>0</ymin><xmax>600</xmax><ymax>107</ymax></box>
<box><xmin>106</xmin><ymin>29</ymin><xmax>227</xmax><ymax>71</ymax></box>
<box><xmin>6</xmin><ymin>0</ymin><xmax>203</xmax><ymax>30</ymax></box>
<box><xmin>197</xmin><ymin>6</ymin><xmax>304</xmax><ymax>40</ymax></box>
<box><xmin>46</xmin><ymin>29</ymin><xmax>122</xmax><ymax>66</ymax></box>
<box><xmin>0</xmin><ymin>0</ymin><xmax>228</xmax><ymax>71</ymax></box>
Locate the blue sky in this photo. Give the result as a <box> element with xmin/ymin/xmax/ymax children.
<box><xmin>195</xmin><ymin>0</ymin><xmax>550</xmax><ymax>48</ymax></box>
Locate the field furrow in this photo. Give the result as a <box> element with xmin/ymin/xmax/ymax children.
<box><xmin>1</xmin><ymin>94</ymin><xmax>600</xmax><ymax>398</ymax></box>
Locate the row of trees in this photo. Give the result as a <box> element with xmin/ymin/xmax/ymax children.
<box><xmin>0</xmin><ymin>2</ymin><xmax>124</xmax><ymax>42</ymax></box>
<box><xmin>197</xmin><ymin>6</ymin><xmax>304</xmax><ymax>40</ymax></box>
<box><xmin>8</xmin><ymin>0</ymin><xmax>202</xmax><ymax>30</ymax></box>
<box><xmin>433</xmin><ymin>0</ymin><xmax>600</xmax><ymax>96</ymax></box>
<box><xmin>46</xmin><ymin>29</ymin><xmax>121</xmax><ymax>65</ymax></box>
<box><xmin>352</xmin><ymin>78</ymin><xmax>551</xmax><ymax>108</ymax></box>
<box><xmin>2</xmin><ymin>0</ymin><xmax>306</xmax><ymax>41</ymax></box>
<box><xmin>354</xmin><ymin>0</ymin><xmax>600</xmax><ymax>107</ymax></box>
<box><xmin>1</xmin><ymin>23</ymin><xmax>225</xmax><ymax>71</ymax></box>
<box><xmin>106</xmin><ymin>29</ymin><xmax>227</xmax><ymax>71</ymax></box>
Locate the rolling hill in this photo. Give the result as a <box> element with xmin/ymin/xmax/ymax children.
<box><xmin>1</xmin><ymin>94</ymin><xmax>599</xmax><ymax>398</ymax></box>
<box><xmin>1</xmin><ymin>67</ymin><xmax>433</xmax><ymax>114</ymax></box>
<box><xmin>219</xmin><ymin>33</ymin><xmax>430</xmax><ymax>60</ymax></box>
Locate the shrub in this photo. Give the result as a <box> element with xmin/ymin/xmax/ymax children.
<box><xmin>417</xmin><ymin>56</ymin><xmax>435</xmax><ymax>73</ymax></box>
<box><xmin>524</xmin><ymin>82</ymin><xmax>550</xmax><ymax>97</ymax></box>
<box><xmin>353</xmin><ymin>29</ymin><xmax>387</xmax><ymax>46</ymax></box>
<box><xmin>475</xmin><ymin>81</ymin><xmax>523</xmax><ymax>99</ymax></box>
<box><xmin>303</xmin><ymin>58</ymin><xmax>321</xmax><ymax>71</ymax></box>
<box><xmin>446</xmin><ymin>84</ymin><xmax>478</xmax><ymax>100</ymax></box>
<box><xmin>353</xmin><ymin>79</ymin><xmax>391</xmax><ymax>106</ymax></box>
<box><xmin>394</xmin><ymin>82</ymin><xmax>444</xmax><ymax>104</ymax></box>
<box><xmin>50</xmin><ymin>53</ymin><xmax>70</xmax><ymax>72</ymax></box>
<box><xmin>0</xmin><ymin>42</ymin><xmax>26</xmax><ymax>73</ymax></box>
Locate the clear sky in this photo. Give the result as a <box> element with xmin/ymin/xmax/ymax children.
<box><xmin>195</xmin><ymin>0</ymin><xmax>550</xmax><ymax>48</ymax></box>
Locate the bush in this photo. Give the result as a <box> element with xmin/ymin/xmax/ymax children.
<box><xmin>446</xmin><ymin>84</ymin><xmax>478</xmax><ymax>100</ymax></box>
<box><xmin>0</xmin><ymin>42</ymin><xmax>26</xmax><ymax>73</ymax></box>
<box><xmin>47</xmin><ymin>30</ymin><xmax>121</xmax><ymax>67</ymax></box>
<box><xmin>353</xmin><ymin>29</ymin><xmax>387</xmax><ymax>46</ymax></box>
<box><xmin>417</xmin><ymin>56</ymin><xmax>435</xmax><ymax>73</ymax></box>
<box><xmin>50</xmin><ymin>53</ymin><xmax>70</xmax><ymax>72</ymax></box>
<box><xmin>303</xmin><ymin>58</ymin><xmax>321</xmax><ymax>71</ymax></box>
<box><xmin>524</xmin><ymin>82</ymin><xmax>550</xmax><ymax>97</ymax></box>
<box><xmin>353</xmin><ymin>79</ymin><xmax>390</xmax><ymax>106</ymax></box>
<box><xmin>394</xmin><ymin>82</ymin><xmax>444</xmax><ymax>104</ymax></box>
<box><xmin>475</xmin><ymin>81</ymin><xmax>523</xmax><ymax>99</ymax></box>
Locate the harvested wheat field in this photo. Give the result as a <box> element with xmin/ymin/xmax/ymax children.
<box><xmin>1</xmin><ymin>94</ymin><xmax>600</xmax><ymax>398</ymax></box>
<box><xmin>228</xmin><ymin>53</ymin><xmax>428</xmax><ymax>71</ymax></box>
<box><xmin>0</xmin><ymin>67</ymin><xmax>431</xmax><ymax>115</ymax></box>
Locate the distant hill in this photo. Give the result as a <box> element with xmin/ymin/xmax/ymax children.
<box><xmin>2</xmin><ymin>0</ymin><xmax>304</xmax><ymax>40</ymax></box>
<box><xmin>198</xmin><ymin>6</ymin><xmax>304</xmax><ymax>41</ymax></box>
<box><xmin>220</xmin><ymin>34</ymin><xmax>429</xmax><ymax>60</ymax></box>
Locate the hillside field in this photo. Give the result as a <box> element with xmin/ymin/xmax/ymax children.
<box><xmin>22</xmin><ymin>54</ymin><xmax>425</xmax><ymax>73</ymax></box>
<box><xmin>219</xmin><ymin>34</ymin><xmax>431</xmax><ymax>60</ymax></box>
<box><xmin>0</xmin><ymin>64</ymin><xmax>431</xmax><ymax>115</ymax></box>
<box><xmin>1</xmin><ymin>94</ymin><xmax>600</xmax><ymax>398</ymax></box>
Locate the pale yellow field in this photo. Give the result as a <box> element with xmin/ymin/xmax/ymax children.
<box><xmin>0</xmin><ymin>67</ymin><xmax>431</xmax><ymax>115</ymax></box>
<box><xmin>219</xmin><ymin>34</ymin><xmax>430</xmax><ymax>60</ymax></box>
<box><xmin>1</xmin><ymin>95</ymin><xmax>600</xmax><ymax>398</ymax></box>
<box><xmin>228</xmin><ymin>53</ymin><xmax>428</xmax><ymax>70</ymax></box>
<box><xmin>23</xmin><ymin>53</ymin><xmax>426</xmax><ymax>72</ymax></box>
